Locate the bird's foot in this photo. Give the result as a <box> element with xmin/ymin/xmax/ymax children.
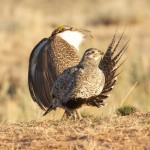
<box><xmin>61</xmin><ymin>110</ymin><xmax>82</xmax><ymax>120</ymax></box>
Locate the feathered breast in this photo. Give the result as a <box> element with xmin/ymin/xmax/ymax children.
<box><xmin>49</xmin><ymin>36</ymin><xmax>80</xmax><ymax>75</ymax></box>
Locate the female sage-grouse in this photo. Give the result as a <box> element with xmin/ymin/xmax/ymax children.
<box><xmin>43</xmin><ymin>48</ymin><xmax>105</xmax><ymax>118</ymax></box>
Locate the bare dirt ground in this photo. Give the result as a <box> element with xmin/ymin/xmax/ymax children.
<box><xmin>0</xmin><ymin>112</ymin><xmax>149</xmax><ymax>150</ymax></box>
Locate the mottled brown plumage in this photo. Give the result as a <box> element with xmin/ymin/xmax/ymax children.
<box><xmin>89</xmin><ymin>30</ymin><xmax>129</xmax><ymax>107</ymax></box>
<box><xmin>43</xmin><ymin>31</ymin><xmax>129</xmax><ymax>117</ymax></box>
<box><xmin>43</xmin><ymin>48</ymin><xmax>105</xmax><ymax>116</ymax></box>
<box><xmin>29</xmin><ymin>25</ymin><xmax>129</xmax><ymax>118</ymax></box>
<box><xmin>28</xmin><ymin>26</ymin><xmax>91</xmax><ymax>110</ymax></box>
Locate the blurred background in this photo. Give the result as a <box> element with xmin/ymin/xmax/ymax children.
<box><xmin>0</xmin><ymin>0</ymin><xmax>150</xmax><ymax>122</ymax></box>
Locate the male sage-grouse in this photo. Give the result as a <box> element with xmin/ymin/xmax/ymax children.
<box><xmin>28</xmin><ymin>25</ymin><xmax>92</xmax><ymax>110</ymax></box>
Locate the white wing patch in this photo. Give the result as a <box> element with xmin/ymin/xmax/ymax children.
<box><xmin>31</xmin><ymin>39</ymin><xmax>48</xmax><ymax>78</ymax></box>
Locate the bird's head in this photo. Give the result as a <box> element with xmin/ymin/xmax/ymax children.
<box><xmin>82</xmin><ymin>48</ymin><xmax>104</xmax><ymax>61</ymax></box>
<box><xmin>51</xmin><ymin>25</ymin><xmax>92</xmax><ymax>50</ymax></box>
<box><xmin>51</xmin><ymin>25</ymin><xmax>72</xmax><ymax>36</ymax></box>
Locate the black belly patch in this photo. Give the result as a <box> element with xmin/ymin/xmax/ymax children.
<box><xmin>62</xmin><ymin>98</ymin><xmax>85</xmax><ymax>109</ymax></box>
<box><xmin>62</xmin><ymin>95</ymin><xmax>100</xmax><ymax>110</ymax></box>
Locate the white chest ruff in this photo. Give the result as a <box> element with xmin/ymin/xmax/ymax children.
<box><xmin>58</xmin><ymin>31</ymin><xmax>84</xmax><ymax>50</ymax></box>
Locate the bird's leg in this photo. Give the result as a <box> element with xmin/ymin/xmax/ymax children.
<box><xmin>61</xmin><ymin>109</ymin><xmax>73</xmax><ymax>120</ymax></box>
<box><xmin>61</xmin><ymin>111</ymin><xmax>67</xmax><ymax>120</ymax></box>
<box><xmin>75</xmin><ymin>110</ymin><xmax>82</xmax><ymax>120</ymax></box>
<box><xmin>61</xmin><ymin>109</ymin><xmax>78</xmax><ymax>120</ymax></box>
<box><xmin>61</xmin><ymin>110</ymin><xmax>72</xmax><ymax>120</ymax></box>
<box><xmin>66</xmin><ymin>110</ymin><xmax>76</xmax><ymax>119</ymax></box>
<box><xmin>61</xmin><ymin>110</ymin><xmax>82</xmax><ymax>120</ymax></box>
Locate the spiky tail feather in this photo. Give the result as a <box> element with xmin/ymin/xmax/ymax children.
<box><xmin>43</xmin><ymin>105</ymin><xmax>53</xmax><ymax>116</ymax></box>
<box><xmin>90</xmin><ymin>29</ymin><xmax>130</xmax><ymax>107</ymax></box>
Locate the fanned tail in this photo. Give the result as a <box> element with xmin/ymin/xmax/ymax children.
<box><xmin>91</xmin><ymin>29</ymin><xmax>130</xmax><ymax>107</ymax></box>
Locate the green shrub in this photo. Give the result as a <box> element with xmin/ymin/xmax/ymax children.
<box><xmin>116</xmin><ymin>105</ymin><xmax>137</xmax><ymax>116</ymax></box>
